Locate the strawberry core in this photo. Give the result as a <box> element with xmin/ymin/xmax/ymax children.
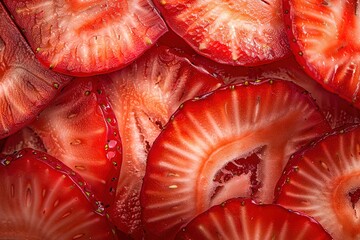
<box><xmin>210</xmin><ymin>152</ymin><xmax>261</xmax><ymax>206</ymax></box>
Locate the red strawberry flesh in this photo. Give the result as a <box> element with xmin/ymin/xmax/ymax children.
<box><xmin>141</xmin><ymin>79</ymin><xmax>330</xmax><ymax>239</ymax></box>
<box><xmin>0</xmin><ymin>148</ymin><xmax>118</xmax><ymax>239</ymax></box>
<box><xmin>159</xmin><ymin>30</ymin><xmax>360</xmax><ymax>129</ymax></box>
<box><xmin>105</xmin><ymin>45</ymin><xmax>222</xmax><ymax>237</ymax></box>
<box><xmin>0</xmin><ymin>2</ymin><xmax>71</xmax><ymax>138</ymax></box>
<box><xmin>176</xmin><ymin>198</ymin><xmax>332</xmax><ymax>240</ymax></box>
<box><xmin>275</xmin><ymin>124</ymin><xmax>360</xmax><ymax>239</ymax></box>
<box><xmin>2</xmin><ymin>76</ymin><xmax>122</xmax><ymax>208</ymax></box>
<box><xmin>283</xmin><ymin>0</ymin><xmax>360</xmax><ymax>108</ymax></box>
<box><xmin>2</xmin><ymin>0</ymin><xmax>168</xmax><ymax>76</ymax></box>
<box><xmin>154</xmin><ymin>0</ymin><xmax>290</xmax><ymax>66</ymax></box>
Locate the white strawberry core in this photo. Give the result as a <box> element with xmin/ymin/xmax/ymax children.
<box><xmin>332</xmin><ymin>175</ymin><xmax>360</xmax><ymax>238</ymax></box>
<box><xmin>211</xmin><ymin>172</ymin><xmax>252</xmax><ymax>206</ymax></box>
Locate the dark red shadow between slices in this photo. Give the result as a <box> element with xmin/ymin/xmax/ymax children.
<box><xmin>141</xmin><ymin>79</ymin><xmax>331</xmax><ymax>239</ymax></box>
<box><xmin>0</xmin><ymin>2</ymin><xmax>71</xmax><ymax>139</ymax></box>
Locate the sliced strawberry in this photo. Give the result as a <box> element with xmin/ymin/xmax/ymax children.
<box><xmin>0</xmin><ymin>2</ymin><xmax>71</xmax><ymax>139</ymax></box>
<box><xmin>0</xmin><ymin>148</ymin><xmax>118</xmax><ymax>239</ymax></box>
<box><xmin>275</xmin><ymin>124</ymin><xmax>360</xmax><ymax>239</ymax></box>
<box><xmin>176</xmin><ymin>198</ymin><xmax>331</xmax><ymax>240</ymax></box>
<box><xmin>283</xmin><ymin>0</ymin><xmax>360</xmax><ymax>107</ymax></box>
<box><xmin>154</xmin><ymin>0</ymin><xmax>290</xmax><ymax>66</ymax></box>
<box><xmin>2</xmin><ymin>76</ymin><xmax>122</xmax><ymax>208</ymax></box>
<box><xmin>2</xmin><ymin>0</ymin><xmax>167</xmax><ymax>76</ymax></box>
<box><xmin>224</xmin><ymin>56</ymin><xmax>360</xmax><ymax>129</ymax></box>
<box><xmin>1</xmin><ymin>127</ymin><xmax>46</xmax><ymax>154</ymax></box>
<box><xmin>140</xmin><ymin>79</ymin><xmax>331</xmax><ymax>239</ymax></box>
<box><xmin>159</xmin><ymin>30</ymin><xmax>360</xmax><ymax>128</ymax></box>
<box><xmin>105</xmin><ymin>45</ymin><xmax>222</xmax><ymax>238</ymax></box>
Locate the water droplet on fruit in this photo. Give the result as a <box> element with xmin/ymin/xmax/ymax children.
<box><xmin>106</xmin><ymin>151</ymin><xmax>116</xmax><ymax>160</ymax></box>
<box><xmin>107</xmin><ymin>140</ymin><xmax>117</xmax><ymax>149</ymax></box>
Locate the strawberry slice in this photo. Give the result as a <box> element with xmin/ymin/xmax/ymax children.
<box><xmin>158</xmin><ymin>30</ymin><xmax>360</xmax><ymax>129</ymax></box>
<box><xmin>105</xmin><ymin>45</ymin><xmax>222</xmax><ymax>238</ymax></box>
<box><xmin>2</xmin><ymin>76</ymin><xmax>122</xmax><ymax>208</ymax></box>
<box><xmin>0</xmin><ymin>148</ymin><xmax>118</xmax><ymax>239</ymax></box>
<box><xmin>140</xmin><ymin>79</ymin><xmax>331</xmax><ymax>239</ymax></box>
<box><xmin>176</xmin><ymin>198</ymin><xmax>332</xmax><ymax>240</ymax></box>
<box><xmin>2</xmin><ymin>0</ymin><xmax>167</xmax><ymax>76</ymax></box>
<box><xmin>283</xmin><ymin>0</ymin><xmax>360</xmax><ymax>107</ymax></box>
<box><xmin>1</xmin><ymin>127</ymin><xmax>46</xmax><ymax>154</ymax></box>
<box><xmin>154</xmin><ymin>0</ymin><xmax>290</xmax><ymax>66</ymax></box>
<box><xmin>275</xmin><ymin>124</ymin><xmax>360</xmax><ymax>239</ymax></box>
<box><xmin>0</xmin><ymin>2</ymin><xmax>71</xmax><ymax>139</ymax></box>
<box><xmin>222</xmin><ymin>56</ymin><xmax>360</xmax><ymax>129</ymax></box>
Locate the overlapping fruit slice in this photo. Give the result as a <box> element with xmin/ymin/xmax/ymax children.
<box><xmin>2</xmin><ymin>0</ymin><xmax>167</xmax><ymax>76</ymax></box>
<box><xmin>0</xmin><ymin>2</ymin><xmax>71</xmax><ymax>139</ymax></box>
<box><xmin>220</xmin><ymin>56</ymin><xmax>360</xmax><ymax>129</ymax></box>
<box><xmin>140</xmin><ymin>79</ymin><xmax>331</xmax><ymax>239</ymax></box>
<box><xmin>105</xmin><ymin>45</ymin><xmax>223</xmax><ymax>238</ymax></box>
<box><xmin>159</xmin><ymin>30</ymin><xmax>360</xmax><ymax>129</ymax></box>
<box><xmin>275</xmin><ymin>124</ymin><xmax>360</xmax><ymax>239</ymax></box>
<box><xmin>2</xmin><ymin>76</ymin><xmax>122</xmax><ymax>208</ymax></box>
<box><xmin>283</xmin><ymin>0</ymin><xmax>360</xmax><ymax>107</ymax></box>
<box><xmin>154</xmin><ymin>0</ymin><xmax>290</xmax><ymax>66</ymax></box>
<box><xmin>176</xmin><ymin>198</ymin><xmax>332</xmax><ymax>240</ymax></box>
<box><xmin>0</xmin><ymin>148</ymin><xmax>118</xmax><ymax>239</ymax></box>
<box><xmin>1</xmin><ymin>127</ymin><xmax>46</xmax><ymax>153</ymax></box>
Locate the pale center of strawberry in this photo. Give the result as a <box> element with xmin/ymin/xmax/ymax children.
<box><xmin>66</xmin><ymin>0</ymin><xmax>103</xmax><ymax>11</ymax></box>
<box><xmin>211</xmin><ymin>152</ymin><xmax>261</xmax><ymax>206</ymax></box>
<box><xmin>333</xmin><ymin>175</ymin><xmax>360</xmax><ymax>236</ymax></box>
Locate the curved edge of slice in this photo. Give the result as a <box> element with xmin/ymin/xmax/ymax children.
<box><xmin>2</xmin><ymin>76</ymin><xmax>122</xmax><ymax>209</ymax></box>
<box><xmin>175</xmin><ymin>198</ymin><xmax>332</xmax><ymax>240</ymax></box>
<box><xmin>282</xmin><ymin>0</ymin><xmax>360</xmax><ymax>108</ymax></box>
<box><xmin>1</xmin><ymin>127</ymin><xmax>46</xmax><ymax>154</ymax></box>
<box><xmin>3</xmin><ymin>0</ymin><xmax>168</xmax><ymax>76</ymax></box>
<box><xmin>0</xmin><ymin>148</ymin><xmax>118</xmax><ymax>239</ymax></box>
<box><xmin>34</xmin><ymin>75</ymin><xmax>122</xmax><ymax>208</ymax></box>
<box><xmin>140</xmin><ymin>79</ymin><xmax>331</xmax><ymax>239</ymax></box>
<box><xmin>0</xmin><ymin>2</ymin><xmax>72</xmax><ymax>139</ymax></box>
<box><xmin>158</xmin><ymin>30</ymin><xmax>360</xmax><ymax>129</ymax></box>
<box><xmin>274</xmin><ymin>123</ymin><xmax>360</xmax><ymax>239</ymax></box>
<box><xmin>106</xmin><ymin>45</ymin><xmax>223</xmax><ymax>238</ymax></box>
<box><xmin>154</xmin><ymin>0</ymin><xmax>290</xmax><ymax>66</ymax></box>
